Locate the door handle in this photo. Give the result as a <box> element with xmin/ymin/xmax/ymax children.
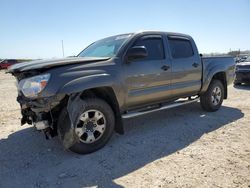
<box><xmin>192</xmin><ymin>62</ymin><xmax>199</xmax><ymax>68</ymax></box>
<box><xmin>161</xmin><ymin>65</ymin><xmax>170</xmax><ymax>71</ymax></box>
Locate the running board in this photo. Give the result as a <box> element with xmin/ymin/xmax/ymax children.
<box><xmin>122</xmin><ymin>97</ymin><xmax>200</xmax><ymax>119</ymax></box>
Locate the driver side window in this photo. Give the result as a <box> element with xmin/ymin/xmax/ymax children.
<box><xmin>133</xmin><ymin>36</ymin><xmax>165</xmax><ymax>61</ymax></box>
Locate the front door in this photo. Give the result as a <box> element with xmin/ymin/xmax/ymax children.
<box><xmin>124</xmin><ymin>35</ymin><xmax>171</xmax><ymax>109</ymax></box>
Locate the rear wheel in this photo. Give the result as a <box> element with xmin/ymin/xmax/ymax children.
<box><xmin>200</xmin><ymin>79</ymin><xmax>224</xmax><ymax>112</ymax></box>
<box><xmin>57</xmin><ymin>98</ymin><xmax>115</xmax><ymax>154</ymax></box>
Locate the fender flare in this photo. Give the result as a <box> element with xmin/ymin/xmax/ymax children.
<box><xmin>201</xmin><ymin>66</ymin><xmax>227</xmax><ymax>94</ymax></box>
<box><xmin>58</xmin><ymin>73</ymin><xmax>125</xmax><ymax>135</ymax></box>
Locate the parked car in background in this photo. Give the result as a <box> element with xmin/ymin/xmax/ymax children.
<box><xmin>0</xmin><ymin>59</ymin><xmax>19</xmax><ymax>69</ymax></box>
<box><xmin>234</xmin><ymin>56</ymin><xmax>250</xmax><ymax>85</ymax></box>
<box><xmin>240</xmin><ymin>56</ymin><xmax>248</xmax><ymax>62</ymax></box>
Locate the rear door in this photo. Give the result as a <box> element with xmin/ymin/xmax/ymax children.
<box><xmin>168</xmin><ymin>36</ymin><xmax>202</xmax><ymax>97</ymax></box>
<box><xmin>124</xmin><ymin>35</ymin><xmax>171</xmax><ymax>109</ymax></box>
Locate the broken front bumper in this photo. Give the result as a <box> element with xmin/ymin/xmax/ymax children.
<box><xmin>18</xmin><ymin>94</ymin><xmax>65</xmax><ymax>129</ymax></box>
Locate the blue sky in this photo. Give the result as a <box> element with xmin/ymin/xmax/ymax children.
<box><xmin>1</xmin><ymin>0</ymin><xmax>250</xmax><ymax>59</ymax></box>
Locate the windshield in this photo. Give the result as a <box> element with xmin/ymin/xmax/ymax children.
<box><xmin>78</xmin><ymin>34</ymin><xmax>131</xmax><ymax>58</ymax></box>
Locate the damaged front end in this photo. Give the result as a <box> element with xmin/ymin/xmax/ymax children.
<box><xmin>19</xmin><ymin>93</ymin><xmax>66</xmax><ymax>139</ymax></box>
<box><xmin>12</xmin><ymin>70</ymin><xmax>67</xmax><ymax>139</ymax></box>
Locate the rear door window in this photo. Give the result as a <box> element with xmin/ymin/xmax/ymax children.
<box><xmin>168</xmin><ymin>37</ymin><xmax>194</xmax><ymax>59</ymax></box>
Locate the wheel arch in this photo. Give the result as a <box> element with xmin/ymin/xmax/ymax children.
<box><xmin>201</xmin><ymin>71</ymin><xmax>228</xmax><ymax>99</ymax></box>
<box><xmin>79</xmin><ymin>87</ymin><xmax>124</xmax><ymax>135</ymax></box>
<box><xmin>211</xmin><ymin>72</ymin><xmax>227</xmax><ymax>99</ymax></box>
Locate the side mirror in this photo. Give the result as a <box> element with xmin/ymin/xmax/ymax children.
<box><xmin>126</xmin><ymin>46</ymin><xmax>148</xmax><ymax>61</ymax></box>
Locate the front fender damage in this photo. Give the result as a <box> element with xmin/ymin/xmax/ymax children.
<box><xmin>58</xmin><ymin>94</ymin><xmax>82</xmax><ymax>149</ymax></box>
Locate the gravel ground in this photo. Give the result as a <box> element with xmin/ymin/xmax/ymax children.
<box><xmin>0</xmin><ymin>70</ymin><xmax>249</xmax><ymax>188</ymax></box>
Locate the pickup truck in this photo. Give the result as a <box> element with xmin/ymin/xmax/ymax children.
<box><xmin>8</xmin><ymin>31</ymin><xmax>235</xmax><ymax>154</ymax></box>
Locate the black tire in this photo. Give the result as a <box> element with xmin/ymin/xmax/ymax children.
<box><xmin>200</xmin><ymin>79</ymin><xmax>224</xmax><ymax>112</ymax></box>
<box><xmin>57</xmin><ymin>98</ymin><xmax>115</xmax><ymax>154</ymax></box>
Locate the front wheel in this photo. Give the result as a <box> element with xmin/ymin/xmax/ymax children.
<box><xmin>200</xmin><ymin>79</ymin><xmax>224</xmax><ymax>112</ymax></box>
<box><xmin>57</xmin><ymin>98</ymin><xmax>115</xmax><ymax>154</ymax></box>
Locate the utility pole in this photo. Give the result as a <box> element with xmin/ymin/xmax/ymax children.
<box><xmin>61</xmin><ymin>40</ymin><xmax>65</xmax><ymax>57</ymax></box>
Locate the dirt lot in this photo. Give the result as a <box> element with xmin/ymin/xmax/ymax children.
<box><xmin>0</xmin><ymin>70</ymin><xmax>249</xmax><ymax>188</ymax></box>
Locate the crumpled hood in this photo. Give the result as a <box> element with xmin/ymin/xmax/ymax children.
<box><xmin>7</xmin><ymin>57</ymin><xmax>110</xmax><ymax>73</ymax></box>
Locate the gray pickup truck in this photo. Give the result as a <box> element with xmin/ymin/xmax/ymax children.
<box><xmin>8</xmin><ymin>31</ymin><xmax>235</xmax><ymax>154</ymax></box>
